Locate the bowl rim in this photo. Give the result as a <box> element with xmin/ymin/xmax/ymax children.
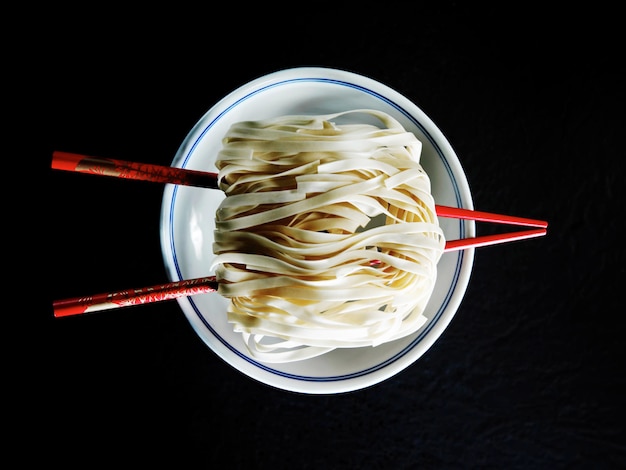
<box><xmin>160</xmin><ymin>67</ymin><xmax>475</xmax><ymax>394</ymax></box>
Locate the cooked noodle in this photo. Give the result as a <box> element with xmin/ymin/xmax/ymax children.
<box><xmin>211</xmin><ymin>109</ymin><xmax>445</xmax><ymax>362</ymax></box>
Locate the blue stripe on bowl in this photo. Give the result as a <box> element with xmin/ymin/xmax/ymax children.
<box><xmin>168</xmin><ymin>77</ymin><xmax>465</xmax><ymax>382</ymax></box>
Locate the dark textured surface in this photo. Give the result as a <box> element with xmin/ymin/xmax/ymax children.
<box><xmin>24</xmin><ymin>4</ymin><xmax>624</xmax><ymax>468</ymax></box>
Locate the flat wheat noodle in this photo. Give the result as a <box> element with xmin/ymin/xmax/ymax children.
<box><xmin>211</xmin><ymin>109</ymin><xmax>445</xmax><ymax>363</ymax></box>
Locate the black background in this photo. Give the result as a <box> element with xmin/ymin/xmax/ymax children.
<box><xmin>22</xmin><ymin>4</ymin><xmax>625</xmax><ymax>468</ymax></box>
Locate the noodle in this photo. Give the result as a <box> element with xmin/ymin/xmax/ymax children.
<box><xmin>211</xmin><ymin>109</ymin><xmax>445</xmax><ymax>362</ymax></box>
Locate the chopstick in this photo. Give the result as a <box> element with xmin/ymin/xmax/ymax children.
<box><xmin>442</xmin><ymin>228</ymin><xmax>546</xmax><ymax>252</ymax></box>
<box><xmin>51</xmin><ymin>150</ymin><xmax>219</xmax><ymax>189</ymax></box>
<box><xmin>51</xmin><ymin>150</ymin><xmax>548</xmax><ymax>317</ymax></box>
<box><xmin>53</xmin><ymin>276</ymin><xmax>218</xmax><ymax>317</ymax></box>
<box><xmin>434</xmin><ymin>205</ymin><xmax>547</xmax><ymax>228</ymax></box>
<box><xmin>51</xmin><ymin>150</ymin><xmax>548</xmax><ymax>251</ymax></box>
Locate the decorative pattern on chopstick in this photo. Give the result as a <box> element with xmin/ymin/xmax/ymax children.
<box><xmin>51</xmin><ymin>151</ymin><xmax>219</xmax><ymax>189</ymax></box>
<box><xmin>53</xmin><ymin>276</ymin><xmax>219</xmax><ymax>317</ymax></box>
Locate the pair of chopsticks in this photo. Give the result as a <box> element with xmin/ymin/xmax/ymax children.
<box><xmin>50</xmin><ymin>151</ymin><xmax>548</xmax><ymax>318</ymax></box>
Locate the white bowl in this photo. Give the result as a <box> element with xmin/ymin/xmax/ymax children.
<box><xmin>160</xmin><ymin>67</ymin><xmax>475</xmax><ymax>394</ymax></box>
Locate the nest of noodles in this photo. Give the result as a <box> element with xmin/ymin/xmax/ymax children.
<box><xmin>211</xmin><ymin>109</ymin><xmax>445</xmax><ymax>362</ymax></box>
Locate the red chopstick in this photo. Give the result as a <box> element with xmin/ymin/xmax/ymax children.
<box><xmin>443</xmin><ymin>228</ymin><xmax>546</xmax><ymax>252</ymax></box>
<box><xmin>435</xmin><ymin>205</ymin><xmax>547</xmax><ymax>229</ymax></box>
<box><xmin>53</xmin><ymin>276</ymin><xmax>219</xmax><ymax>317</ymax></box>
<box><xmin>51</xmin><ymin>150</ymin><xmax>219</xmax><ymax>188</ymax></box>
<box><xmin>51</xmin><ymin>151</ymin><xmax>548</xmax><ymax>253</ymax></box>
